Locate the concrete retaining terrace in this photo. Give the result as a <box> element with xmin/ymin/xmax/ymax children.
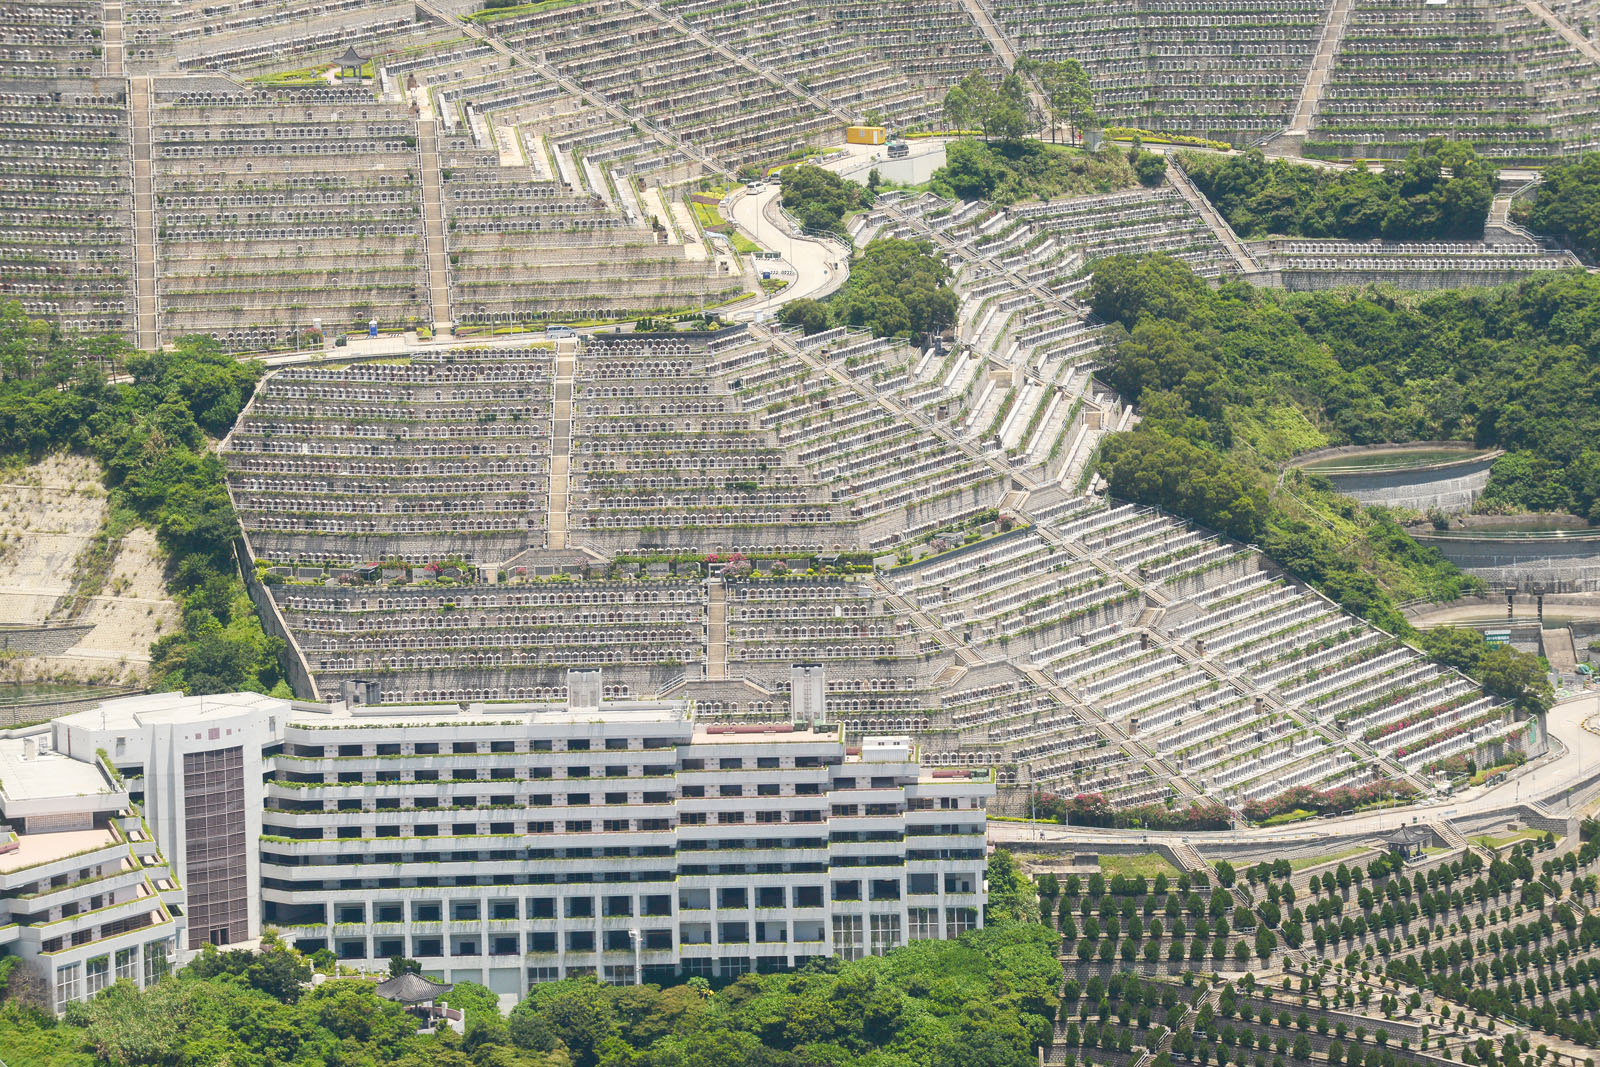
<box><xmin>1287</xmin><ymin>442</ymin><xmax>1499</xmax><ymax>513</ymax></box>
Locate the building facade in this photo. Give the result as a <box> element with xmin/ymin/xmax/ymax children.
<box><xmin>13</xmin><ymin>673</ymin><xmax>992</xmax><ymax>1002</ymax></box>
<box><xmin>0</xmin><ymin>729</ymin><xmax>182</xmax><ymax>1013</ymax></box>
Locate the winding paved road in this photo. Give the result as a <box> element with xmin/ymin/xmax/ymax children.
<box><xmin>724</xmin><ymin>186</ymin><xmax>849</xmax><ymax>321</ymax></box>
<box><xmin>990</xmin><ymin>694</ymin><xmax>1600</xmax><ymax>850</ymax></box>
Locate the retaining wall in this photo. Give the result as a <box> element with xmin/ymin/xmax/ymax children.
<box><xmin>1288</xmin><ymin>443</ymin><xmax>1497</xmax><ymax>514</ymax></box>
<box><xmin>0</xmin><ymin>625</ymin><xmax>93</xmax><ymax>656</ymax></box>
<box><xmin>1411</xmin><ymin>530</ymin><xmax>1600</xmax><ymax>592</ymax></box>
<box><xmin>237</xmin><ymin>537</ymin><xmax>319</xmax><ymax>700</ymax></box>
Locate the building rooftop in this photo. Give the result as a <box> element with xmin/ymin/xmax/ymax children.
<box><xmin>375</xmin><ymin>970</ymin><xmax>452</xmax><ymax>1004</ymax></box>
<box><xmin>0</xmin><ymin>736</ymin><xmax>116</xmax><ymax>807</ymax></box>
<box><xmin>0</xmin><ymin>826</ymin><xmax>118</xmax><ymax>874</ymax></box>
<box><xmin>291</xmin><ymin>699</ymin><xmax>692</xmax><ymax>729</ymax></box>
<box><xmin>689</xmin><ymin>724</ymin><xmax>840</xmax><ymax>745</ymax></box>
<box><xmin>64</xmin><ymin>691</ymin><xmax>287</xmax><ymax>733</ymax></box>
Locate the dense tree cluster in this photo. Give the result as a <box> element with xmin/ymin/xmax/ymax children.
<box><xmin>940</xmin><ymin>71</ymin><xmax>1033</xmax><ymax>143</ymax></box>
<box><xmin>1182</xmin><ymin>140</ymin><xmax>1496</xmax><ymax>241</ymax></box>
<box><xmin>1100</xmin><ymin>429</ymin><xmax>1270</xmax><ymax>543</ymax></box>
<box><xmin>1</xmin><ymin>920</ymin><xmax>1062</xmax><ymax>1067</ymax></box>
<box><xmin>776</xmin><ymin>164</ymin><xmax>870</xmax><ymax>235</ymax></box>
<box><xmin>929</xmin><ymin>138</ymin><xmax>1156</xmax><ymax>206</ymax></box>
<box><xmin>788</xmin><ymin>237</ymin><xmax>956</xmax><ymax>341</ymax></box>
<box><xmin>1517</xmin><ymin>152</ymin><xmax>1600</xmax><ymax>263</ymax></box>
<box><xmin>1285</xmin><ymin>270</ymin><xmax>1600</xmax><ymax>518</ymax></box>
<box><xmin>0</xmin><ymin>303</ymin><xmax>283</xmax><ymax>696</ymax></box>
<box><xmin>1015</xmin><ymin>57</ymin><xmax>1094</xmax><ymax>144</ymax></box>
<box><xmin>1415</xmin><ymin>628</ymin><xmax>1554</xmax><ymax>715</ymax></box>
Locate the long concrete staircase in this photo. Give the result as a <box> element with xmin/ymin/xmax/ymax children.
<box><xmin>416</xmin><ymin>113</ymin><xmax>453</xmax><ymax>334</ymax></box>
<box><xmin>547</xmin><ymin>342</ymin><xmax>575</xmax><ymax>549</ymax></box>
<box><xmin>127</xmin><ymin>77</ymin><xmax>158</xmax><ymax>352</ymax></box>
<box><xmin>1521</xmin><ymin>0</ymin><xmax>1600</xmax><ymax>66</ymax></box>
<box><xmin>706</xmin><ymin>579</ymin><xmax>727</xmax><ymax>680</ymax></box>
<box><xmin>101</xmin><ymin>1</ymin><xmax>124</xmax><ymax>75</ymax></box>
<box><xmin>1275</xmin><ymin>0</ymin><xmax>1356</xmax><ymax>150</ymax></box>
<box><xmin>415</xmin><ymin>0</ymin><xmax>732</xmax><ymax>177</ymax></box>
<box><xmin>1166</xmin><ymin>163</ymin><xmax>1263</xmax><ymax>275</ymax></box>
<box><xmin>955</xmin><ymin>0</ymin><xmax>1053</xmax><ymax>123</ymax></box>
<box><xmin>630</xmin><ymin>0</ymin><xmax>856</xmax><ymax>125</ymax></box>
<box><xmin>1169</xmin><ymin>840</ymin><xmax>1208</xmax><ymax>874</ymax></box>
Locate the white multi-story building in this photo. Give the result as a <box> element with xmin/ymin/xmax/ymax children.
<box><xmin>8</xmin><ymin>670</ymin><xmax>992</xmax><ymax>1002</ymax></box>
<box><xmin>0</xmin><ymin>729</ymin><xmax>181</xmax><ymax>1013</ymax></box>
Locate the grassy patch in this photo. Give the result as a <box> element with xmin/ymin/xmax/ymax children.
<box><xmin>1232</xmin><ymin>402</ymin><xmax>1330</xmax><ymax>463</ymax></box>
<box><xmin>730</xmin><ymin>231</ymin><xmax>762</xmax><ymax>254</ymax></box>
<box><xmin>465</xmin><ymin>0</ymin><xmax>580</xmax><ymax>21</ymax></box>
<box><xmin>50</xmin><ymin>503</ymin><xmax>137</xmax><ymax>621</ymax></box>
<box><xmin>690</xmin><ymin>201</ymin><xmax>726</xmax><ymax>231</ymax></box>
<box><xmin>250</xmin><ymin>66</ymin><xmax>329</xmax><ymax>86</ymax></box>
<box><xmin>1469</xmin><ymin>760</ymin><xmax>1523</xmax><ymax>787</ymax></box>
<box><xmin>1471</xmin><ymin>830</ymin><xmax>1544</xmax><ymax>851</ymax></box>
<box><xmin>930</xmin><ymin>138</ymin><xmax>1147</xmax><ymax>206</ymax></box>
<box><xmin>1290</xmin><ymin>847</ymin><xmax>1371</xmax><ymax>871</ymax></box>
<box><xmin>1100</xmin><ymin>852</ymin><xmax>1179</xmax><ymax>880</ymax></box>
<box><xmin>1261</xmin><ymin>808</ymin><xmax>1317</xmax><ymax>827</ymax></box>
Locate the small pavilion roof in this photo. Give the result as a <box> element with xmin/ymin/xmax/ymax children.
<box><xmin>1382</xmin><ymin>824</ymin><xmax>1432</xmax><ymax>847</ymax></box>
<box><xmin>375</xmin><ymin>971</ymin><xmax>452</xmax><ymax>1004</ymax></box>
<box><xmin>339</xmin><ymin>46</ymin><xmax>368</xmax><ymax>68</ymax></box>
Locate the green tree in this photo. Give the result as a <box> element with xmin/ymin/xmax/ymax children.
<box><xmin>776</xmin><ymin>297</ymin><xmax>829</xmax><ymax>335</ymax></box>
<box><xmin>1522</xmin><ymin>153</ymin><xmax>1600</xmax><ymax>262</ymax></box>
<box><xmin>1478</xmin><ymin>644</ymin><xmax>1555</xmax><ymax>716</ymax></box>
<box><xmin>1183</xmin><ymin>140</ymin><xmax>1495</xmax><ymax>241</ymax></box>
<box><xmin>777</xmin><ymin>164</ymin><xmax>868</xmax><ymax>235</ymax></box>
<box><xmin>442</xmin><ymin>980</ymin><xmax>503</xmax><ymax>1023</ymax></box>
<box><xmin>986</xmin><ymin>847</ymin><xmax>1038</xmax><ymax>924</ymax></box>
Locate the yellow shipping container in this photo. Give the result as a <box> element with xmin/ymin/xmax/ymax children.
<box><xmin>845</xmin><ymin>125</ymin><xmax>887</xmax><ymax>145</ymax></box>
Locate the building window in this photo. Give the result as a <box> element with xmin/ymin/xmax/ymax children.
<box><xmin>908</xmin><ymin>907</ymin><xmax>939</xmax><ymax>940</ymax></box>
<box><xmin>85</xmin><ymin>956</ymin><xmax>109</xmax><ymax>996</ymax></box>
<box><xmin>832</xmin><ymin>916</ymin><xmax>863</xmax><ymax>962</ymax></box>
<box><xmin>115</xmin><ymin>947</ymin><xmax>139</xmax><ymax>983</ymax></box>
<box><xmin>869</xmin><ymin>914</ymin><xmax>902</xmax><ymax>956</ymax></box>
<box><xmin>945</xmin><ymin>908</ymin><xmax>977</xmax><ymax>938</ymax></box>
<box><xmin>56</xmin><ymin>963</ymin><xmax>81</xmax><ymax>1007</ymax></box>
<box><xmin>143</xmin><ymin>939</ymin><xmax>171</xmax><ymax>985</ymax></box>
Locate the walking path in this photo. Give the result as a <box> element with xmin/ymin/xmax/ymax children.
<box><xmin>546</xmin><ymin>342</ymin><xmax>575</xmax><ymax>549</ymax></box>
<box><xmin>705</xmin><ymin>580</ymin><xmax>726</xmax><ymax>680</ymax></box>
<box><xmin>128</xmin><ymin>77</ymin><xmax>158</xmax><ymax>352</ymax></box>
<box><xmin>1285</xmin><ymin>0</ymin><xmax>1354</xmax><ymax>136</ymax></box>
<box><xmin>1522</xmin><ymin>0</ymin><xmax>1600</xmax><ymax>66</ymax></box>
<box><xmin>416</xmin><ymin>111</ymin><xmax>453</xmax><ymax>333</ymax></box>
